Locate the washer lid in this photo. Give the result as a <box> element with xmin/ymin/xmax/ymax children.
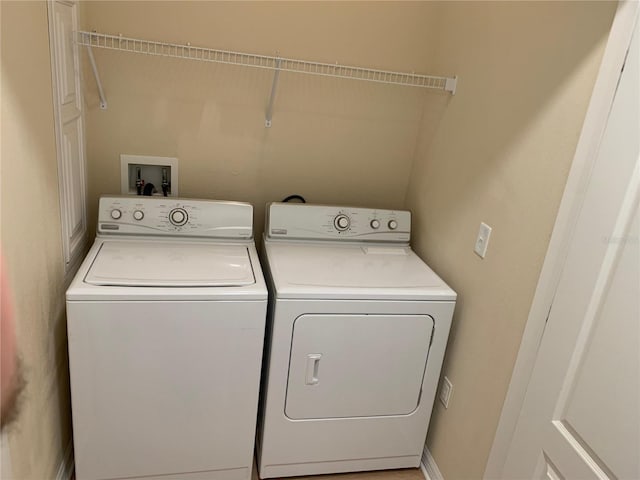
<box><xmin>85</xmin><ymin>241</ymin><xmax>255</xmax><ymax>287</ymax></box>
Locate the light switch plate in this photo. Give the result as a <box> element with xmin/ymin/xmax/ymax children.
<box><xmin>474</xmin><ymin>222</ymin><xmax>492</xmax><ymax>258</ymax></box>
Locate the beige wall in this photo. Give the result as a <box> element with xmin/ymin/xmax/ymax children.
<box><xmin>1</xmin><ymin>1</ymin><xmax>72</xmax><ymax>478</ymax></box>
<box><xmin>404</xmin><ymin>2</ymin><xmax>616</xmax><ymax>479</ymax></box>
<box><xmin>0</xmin><ymin>2</ymin><xmax>616</xmax><ymax>479</ymax></box>
<box><xmin>81</xmin><ymin>1</ymin><xmax>441</xmax><ymax>236</ymax></box>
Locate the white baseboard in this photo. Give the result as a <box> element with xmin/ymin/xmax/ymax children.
<box><xmin>55</xmin><ymin>441</ymin><xmax>74</xmax><ymax>480</ymax></box>
<box><xmin>420</xmin><ymin>445</ymin><xmax>444</xmax><ymax>480</ymax></box>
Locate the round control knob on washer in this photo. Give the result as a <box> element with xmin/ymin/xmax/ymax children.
<box><xmin>388</xmin><ymin>219</ymin><xmax>398</xmax><ymax>230</ymax></box>
<box><xmin>334</xmin><ymin>214</ymin><xmax>350</xmax><ymax>231</ymax></box>
<box><xmin>169</xmin><ymin>208</ymin><xmax>188</xmax><ymax>226</ymax></box>
<box><xmin>110</xmin><ymin>209</ymin><xmax>122</xmax><ymax>220</ymax></box>
<box><xmin>370</xmin><ymin>219</ymin><xmax>380</xmax><ymax>229</ymax></box>
<box><xmin>133</xmin><ymin>210</ymin><xmax>144</xmax><ymax>221</ymax></box>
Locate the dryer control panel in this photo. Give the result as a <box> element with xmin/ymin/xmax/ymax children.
<box><xmin>266</xmin><ymin>203</ymin><xmax>411</xmax><ymax>243</ymax></box>
<box><xmin>97</xmin><ymin>195</ymin><xmax>253</xmax><ymax>239</ymax></box>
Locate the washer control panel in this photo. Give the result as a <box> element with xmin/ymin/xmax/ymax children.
<box><xmin>97</xmin><ymin>195</ymin><xmax>253</xmax><ymax>239</ymax></box>
<box><xmin>267</xmin><ymin>203</ymin><xmax>410</xmax><ymax>243</ymax></box>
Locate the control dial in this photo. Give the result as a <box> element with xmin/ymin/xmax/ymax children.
<box><xmin>333</xmin><ymin>214</ymin><xmax>350</xmax><ymax>232</ymax></box>
<box><xmin>133</xmin><ymin>210</ymin><xmax>144</xmax><ymax>221</ymax></box>
<box><xmin>370</xmin><ymin>219</ymin><xmax>380</xmax><ymax>229</ymax></box>
<box><xmin>388</xmin><ymin>219</ymin><xmax>398</xmax><ymax>230</ymax></box>
<box><xmin>169</xmin><ymin>208</ymin><xmax>188</xmax><ymax>226</ymax></box>
<box><xmin>110</xmin><ymin>209</ymin><xmax>122</xmax><ymax>220</ymax></box>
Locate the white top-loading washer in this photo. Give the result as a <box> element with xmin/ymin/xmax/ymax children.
<box><xmin>67</xmin><ymin>196</ymin><xmax>267</xmax><ymax>480</ymax></box>
<box><xmin>257</xmin><ymin>203</ymin><xmax>456</xmax><ymax>479</ymax></box>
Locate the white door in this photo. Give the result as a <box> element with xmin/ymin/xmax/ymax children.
<box><xmin>501</xmin><ymin>16</ymin><xmax>639</xmax><ymax>480</ymax></box>
<box><xmin>48</xmin><ymin>0</ymin><xmax>88</xmax><ymax>270</ymax></box>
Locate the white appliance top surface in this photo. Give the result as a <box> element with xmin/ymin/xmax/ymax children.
<box><xmin>67</xmin><ymin>238</ymin><xmax>267</xmax><ymax>301</ymax></box>
<box><xmin>265</xmin><ymin>241</ymin><xmax>456</xmax><ymax>301</ymax></box>
<box><xmin>86</xmin><ymin>241</ymin><xmax>255</xmax><ymax>287</ymax></box>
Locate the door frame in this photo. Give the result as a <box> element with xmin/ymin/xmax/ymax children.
<box><xmin>484</xmin><ymin>2</ymin><xmax>639</xmax><ymax>477</ymax></box>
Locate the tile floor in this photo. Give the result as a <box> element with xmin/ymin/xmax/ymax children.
<box><xmin>252</xmin><ymin>467</ymin><xmax>424</xmax><ymax>480</ymax></box>
<box><xmin>71</xmin><ymin>466</ymin><xmax>424</xmax><ymax>480</ymax></box>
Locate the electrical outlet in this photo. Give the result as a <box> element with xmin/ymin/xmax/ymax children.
<box><xmin>439</xmin><ymin>376</ymin><xmax>453</xmax><ymax>409</ymax></box>
<box><xmin>474</xmin><ymin>222</ymin><xmax>492</xmax><ymax>258</ymax></box>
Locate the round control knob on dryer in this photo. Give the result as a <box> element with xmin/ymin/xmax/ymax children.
<box><xmin>370</xmin><ymin>219</ymin><xmax>380</xmax><ymax>229</ymax></box>
<box><xmin>388</xmin><ymin>220</ymin><xmax>398</xmax><ymax>230</ymax></box>
<box><xmin>169</xmin><ymin>208</ymin><xmax>188</xmax><ymax>226</ymax></box>
<box><xmin>334</xmin><ymin>214</ymin><xmax>350</xmax><ymax>231</ymax></box>
<box><xmin>110</xmin><ymin>209</ymin><xmax>122</xmax><ymax>220</ymax></box>
<box><xmin>133</xmin><ymin>210</ymin><xmax>144</xmax><ymax>221</ymax></box>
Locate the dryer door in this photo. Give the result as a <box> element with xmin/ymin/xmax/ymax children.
<box><xmin>285</xmin><ymin>314</ymin><xmax>434</xmax><ymax>419</ymax></box>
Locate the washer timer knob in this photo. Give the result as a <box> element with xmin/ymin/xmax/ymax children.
<box><xmin>370</xmin><ymin>219</ymin><xmax>380</xmax><ymax>229</ymax></box>
<box><xmin>334</xmin><ymin>214</ymin><xmax>350</xmax><ymax>231</ymax></box>
<box><xmin>133</xmin><ymin>210</ymin><xmax>144</xmax><ymax>221</ymax></box>
<box><xmin>388</xmin><ymin>220</ymin><xmax>398</xmax><ymax>230</ymax></box>
<box><xmin>110</xmin><ymin>209</ymin><xmax>122</xmax><ymax>220</ymax></box>
<box><xmin>169</xmin><ymin>208</ymin><xmax>188</xmax><ymax>226</ymax></box>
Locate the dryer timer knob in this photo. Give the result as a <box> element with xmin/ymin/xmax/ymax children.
<box><xmin>110</xmin><ymin>209</ymin><xmax>122</xmax><ymax>220</ymax></box>
<box><xmin>388</xmin><ymin>220</ymin><xmax>398</xmax><ymax>230</ymax></box>
<box><xmin>334</xmin><ymin>214</ymin><xmax>350</xmax><ymax>231</ymax></box>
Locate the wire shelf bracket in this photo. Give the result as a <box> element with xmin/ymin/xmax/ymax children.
<box><xmin>265</xmin><ymin>58</ymin><xmax>282</xmax><ymax>128</ymax></box>
<box><xmin>85</xmin><ymin>44</ymin><xmax>107</xmax><ymax>109</ymax></box>
<box><xmin>76</xmin><ymin>31</ymin><xmax>458</xmax><ymax>125</ymax></box>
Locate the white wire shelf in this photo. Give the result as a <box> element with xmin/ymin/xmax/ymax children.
<box><xmin>76</xmin><ymin>31</ymin><xmax>457</xmax><ymax>124</ymax></box>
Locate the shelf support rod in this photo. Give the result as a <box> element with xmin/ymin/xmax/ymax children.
<box><xmin>86</xmin><ymin>42</ymin><xmax>108</xmax><ymax>110</ymax></box>
<box><xmin>265</xmin><ymin>57</ymin><xmax>282</xmax><ymax>128</ymax></box>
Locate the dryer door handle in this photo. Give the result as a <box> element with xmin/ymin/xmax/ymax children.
<box><xmin>305</xmin><ymin>354</ymin><xmax>322</xmax><ymax>385</ymax></box>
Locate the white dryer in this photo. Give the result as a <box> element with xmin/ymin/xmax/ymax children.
<box><xmin>67</xmin><ymin>196</ymin><xmax>267</xmax><ymax>480</ymax></box>
<box><xmin>257</xmin><ymin>203</ymin><xmax>456</xmax><ymax>478</ymax></box>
